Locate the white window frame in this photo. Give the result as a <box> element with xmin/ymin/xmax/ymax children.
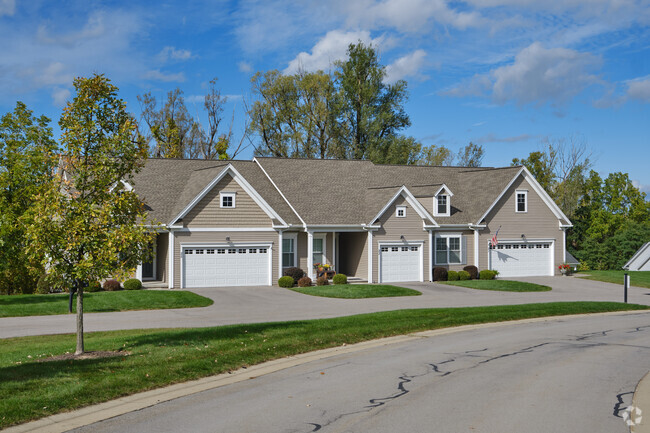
<box><xmin>282</xmin><ymin>232</ymin><xmax>297</xmax><ymax>268</ymax></box>
<box><xmin>516</xmin><ymin>190</ymin><xmax>528</xmax><ymax>213</ymax></box>
<box><xmin>396</xmin><ymin>205</ymin><xmax>406</xmax><ymax>218</ymax></box>
<box><xmin>313</xmin><ymin>233</ymin><xmax>327</xmax><ymax>266</ymax></box>
<box><xmin>434</xmin><ymin>194</ymin><xmax>450</xmax><ymax>217</ymax></box>
<box><xmin>434</xmin><ymin>233</ymin><xmax>462</xmax><ymax>265</ymax></box>
<box><xmin>220</xmin><ymin>191</ymin><xmax>236</xmax><ymax>208</ymax></box>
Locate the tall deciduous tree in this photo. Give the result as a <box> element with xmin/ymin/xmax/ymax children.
<box><xmin>456</xmin><ymin>142</ymin><xmax>484</xmax><ymax>167</ymax></box>
<box><xmin>332</xmin><ymin>42</ymin><xmax>411</xmax><ymax>162</ymax></box>
<box><xmin>0</xmin><ymin>102</ymin><xmax>58</xmax><ymax>294</ymax></box>
<box><xmin>25</xmin><ymin>75</ymin><xmax>154</xmax><ymax>354</ymax></box>
<box><xmin>418</xmin><ymin>144</ymin><xmax>454</xmax><ymax>166</ymax></box>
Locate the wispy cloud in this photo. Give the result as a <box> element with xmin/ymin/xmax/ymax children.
<box><xmin>385</xmin><ymin>49</ymin><xmax>427</xmax><ymax>84</ymax></box>
<box><xmin>474</xmin><ymin>133</ymin><xmax>536</xmax><ymax>144</ymax></box>
<box><xmin>238</xmin><ymin>61</ymin><xmax>252</xmax><ymax>73</ymax></box>
<box><xmin>158</xmin><ymin>46</ymin><xmax>193</xmax><ymax>62</ymax></box>
<box><xmin>0</xmin><ymin>0</ymin><xmax>15</xmax><ymax>17</ymax></box>
<box><xmin>142</xmin><ymin>69</ymin><xmax>186</xmax><ymax>82</ymax></box>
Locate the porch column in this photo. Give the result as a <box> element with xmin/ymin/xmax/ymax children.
<box><xmin>168</xmin><ymin>230</ymin><xmax>175</xmax><ymax>289</ymax></box>
<box><xmin>367</xmin><ymin>230</ymin><xmax>373</xmax><ymax>283</ymax></box>
<box><xmin>278</xmin><ymin>230</ymin><xmax>284</xmax><ymax>281</ymax></box>
<box><xmin>473</xmin><ymin>228</ymin><xmax>479</xmax><ymax>268</ymax></box>
<box><xmin>331</xmin><ymin>231</ymin><xmax>336</xmax><ymax>272</ymax></box>
<box><xmin>307</xmin><ymin>231</ymin><xmax>314</xmax><ymax>280</ymax></box>
<box><xmin>136</xmin><ymin>264</ymin><xmax>143</xmax><ymax>281</ymax></box>
<box><xmin>428</xmin><ymin>229</ymin><xmax>433</xmax><ymax>282</ymax></box>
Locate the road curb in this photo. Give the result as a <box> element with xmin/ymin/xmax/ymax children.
<box><xmin>632</xmin><ymin>371</ymin><xmax>650</xmax><ymax>433</ymax></box>
<box><xmin>5</xmin><ymin>309</ymin><xmax>650</xmax><ymax>433</ymax></box>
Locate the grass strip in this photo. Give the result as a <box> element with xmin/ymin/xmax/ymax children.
<box><xmin>575</xmin><ymin>270</ymin><xmax>650</xmax><ymax>289</ymax></box>
<box><xmin>288</xmin><ymin>284</ymin><xmax>421</xmax><ymax>298</ymax></box>
<box><xmin>1</xmin><ymin>301</ymin><xmax>648</xmax><ymax>429</ymax></box>
<box><xmin>0</xmin><ymin>290</ymin><xmax>213</xmax><ymax>318</ymax></box>
<box><xmin>440</xmin><ymin>280</ymin><xmax>551</xmax><ymax>292</ymax></box>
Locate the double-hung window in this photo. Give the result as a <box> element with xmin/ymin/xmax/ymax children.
<box><xmin>435</xmin><ymin>235</ymin><xmax>462</xmax><ymax>264</ymax></box>
<box><xmin>282</xmin><ymin>234</ymin><xmax>296</xmax><ymax>268</ymax></box>
<box><xmin>313</xmin><ymin>237</ymin><xmax>324</xmax><ymax>265</ymax></box>
<box><xmin>516</xmin><ymin>190</ymin><xmax>527</xmax><ymax>213</ymax></box>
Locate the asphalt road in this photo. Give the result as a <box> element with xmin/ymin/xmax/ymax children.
<box><xmin>70</xmin><ymin>312</ymin><xmax>650</xmax><ymax>433</ymax></box>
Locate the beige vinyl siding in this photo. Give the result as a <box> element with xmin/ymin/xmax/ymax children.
<box><xmin>156</xmin><ymin>232</ymin><xmax>168</xmax><ymax>283</ymax></box>
<box><xmin>479</xmin><ymin>175</ymin><xmax>563</xmax><ymax>274</ymax></box>
<box><xmin>295</xmin><ymin>232</ymin><xmax>334</xmax><ymax>273</ymax></box>
<box><xmin>337</xmin><ymin>231</ymin><xmax>368</xmax><ymax>279</ymax></box>
<box><xmin>373</xmin><ymin>196</ymin><xmax>430</xmax><ymax>282</ymax></box>
<box><xmin>183</xmin><ymin>174</ymin><xmax>272</xmax><ymax>228</ymax></box>
<box><xmin>172</xmin><ymin>230</ymin><xmax>278</xmax><ymax>288</ymax></box>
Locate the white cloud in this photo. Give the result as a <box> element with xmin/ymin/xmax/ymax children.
<box><xmin>384</xmin><ymin>49</ymin><xmax>427</xmax><ymax>84</ymax></box>
<box><xmin>238</xmin><ymin>61</ymin><xmax>252</xmax><ymax>72</ymax></box>
<box><xmin>51</xmin><ymin>87</ymin><xmax>71</xmax><ymax>106</ymax></box>
<box><xmin>158</xmin><ymin>46</ymin><xmax>193</xmax><ymax>62</ymax></box>
<box><xmin>36</xmin><ymin>12</ymin><xmax>109</xmax><ymax>46</ymax></box>
<box><xmin>444</xmin><ymin>43</ymin><xmax>602</xmax><ymax>106</ymax></box>
<box><xmin>32</xmin><ymin>61</ymin><xmax>74</xmax><ymax>87</ymax></box>
<box><xmin>142</xmin><ymin>69</ymin><xmax>186</xmax><ymax>82</ymax></box>
<box><xmin>625</xmin><ymin>76</ymin><xmax>650</xmax><ymax>103</ymax></box>
<box><xmin>0</xmin><ymin>0</ymin><xmax>15</xmax><ymax>17</ymax></box>
<box><xmin>284</xmin><ymin>30</ymin><xmax>383</xmax><ymax>74</ymax></box>
<box><xmin>474</xmin><ymin>133</ymin><xmax>535</xmax><ymax>144</ymax></box>
<box><xmin>632</xmin><ymin>180</ymin><xmax>650</xmax><ymax>194</ymax></box>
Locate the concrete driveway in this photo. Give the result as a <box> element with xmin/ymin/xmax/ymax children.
<box><xmin>1</xmin><ymin>276</ymin><xmax>648</xmax><ymax>339</ymax></box>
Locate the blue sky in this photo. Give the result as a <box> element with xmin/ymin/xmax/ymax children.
<box><xmin>1</xmin><ymin>0</ymin><xmax>649</xmax><ymax>192</ymax></box>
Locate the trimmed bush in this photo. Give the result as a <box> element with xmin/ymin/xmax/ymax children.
<box><xmin>479</xmin><ymin>270</ymin><xmax>497</xmax><ymax>280</ymax></box>
<box><xmin>87</xmin><ymin>281</ymin><xmax>102</xmax><ymax>292</ymax></box>
<box><xmin>283</xmin><ymin>267</ymin><xmax>305</xmax><ymax>282</ymax></box>
<box><xmin>463</xmin><ymin>265</ymin><xmax>479</xmax><ymax>280</ymax></box>
<box><xmin>278</xmin><ymin>276</ymin><xmax>294</xmax><ymax>288</ymax></box>
<box><xmin>458</xmin><ymin>270</ymin><xmax>471</xmax><ymax>280</ymax></box>
<box><xmin>433</xmin><ymin>267</ymin><xmax>448</xmax><ymax>282</ymax></box>
<box><xmin>332</xmin><ymin>273</ymin><xmax>348</xmax><ymax>285</ymax></box>
<box><xmin>297</xmin><ymin>276</ymin><xmax>312</xmax><ymax>287</ymax></box>
<box><xmin>447</xmin><ymin>270</ymin><xmax>459</xmax><ymax>281</ymax></box>
<box><xmin>316</xmin><ymin>276</ymin><xmax>329</xmax><ymax>286</ymax></box>
<box><xmin>123</xmin><ymin>278</ymin><xmax>143</xmax><ymax>290</ymax></box>
<box><xmin>103</xmin><ymin>279</ymin><xmax>121</xmax><ymax>291</ymax></box>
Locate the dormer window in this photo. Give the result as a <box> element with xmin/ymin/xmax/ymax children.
<box><xmin>220</xmin><ymin>192</ymin><xmax>236</xmax><ymax>208</ymax></box>
<box><xmin>433</xmin><ymin>184</ymin><xmax>453</xmax><ymax>217</ymax></box>
<box><xmin>516</xmin><ymin>190</ymin><xmax>527</xmax><ymax>213</ymax></box>
<box><xmin>396</xmin><ymin>205</ymin><xmax>406</xmax><ymax>218</ymax></box>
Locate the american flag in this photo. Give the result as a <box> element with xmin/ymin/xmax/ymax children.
<box><xmin>491</xmin><ymin>226</ymin><xmax>501</xmax><ymax>248</ymax></box>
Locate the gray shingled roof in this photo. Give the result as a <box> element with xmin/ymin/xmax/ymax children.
<box><xmin>134</xmin><ymin>157</ymin><xmax>524</xmax><ymax>227</ymax></box>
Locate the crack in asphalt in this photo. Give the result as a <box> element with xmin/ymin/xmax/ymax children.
<box><xmin>303</xmin><ymin>325</ymin><xmax>649</xmax><ymax>432</ymax></box>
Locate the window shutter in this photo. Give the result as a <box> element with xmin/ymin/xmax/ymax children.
<box><xmin>461</xmin><ymin>236</ymin><xmax>467</xmax><ymax>265</ymax></box>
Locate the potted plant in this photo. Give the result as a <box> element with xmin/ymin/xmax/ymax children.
<box><xmin>558</xmin><ymin>264</ymin><xmax>571</xmax><ymax>275</ymax></box>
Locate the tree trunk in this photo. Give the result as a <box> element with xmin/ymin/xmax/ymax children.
<box><xmin>75</xmin><ymin>281</ymin><xmax>84</xmax><ymax>355</ymax></box>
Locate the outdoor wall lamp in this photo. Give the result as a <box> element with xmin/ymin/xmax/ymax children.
<box><xmin>521</xmin><ymin>234</ymin><xmax>526</xmax><ymax>240</ymax></box>
<box><xmin>400</xmin><ymin>235</ymin><xmax>405</xmax><ymax>240</ymax></box>
<box><xmin>225</xmin><ymin>236</ymin><xmax>230</xmax><ymax>241</ymax></box>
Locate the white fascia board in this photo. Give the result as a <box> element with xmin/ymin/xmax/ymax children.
<box><xmin>433</xmin><ymin>184</ymin><xmax>454</xmax><ymax>197</ymax></box>
<box><xmin>369</xmin><ymin>186</ymin><xmax>437</xmax><ymax>226</ymax></box>
<box><xmin>168</xmin><ymin>164</ymin><xmax>286</xmax><ymax>227</ymax></box>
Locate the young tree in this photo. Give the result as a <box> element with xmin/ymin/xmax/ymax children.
<box><xmin>0</xmin><ymin>102</ymin><xmax>58</xmax><ymax>294</ymax></box>
<box><xmin>25</xmin><ymin>75</ymin><xmax>154</xmax><ymax>354</ymax></box>
<box><xmin>331</xmin><ymin>42</ymin><xmax>411</xmax><ymax>162</ymax></box>
<box><xmin>418</xmin><ymin>144</ymin><xmax>454</xmax><ymax>166</ymax></box>
<box><xmin>456</xmin><ymin>142</ymin><xmax>484</xmax><ymax>167</ymax></box>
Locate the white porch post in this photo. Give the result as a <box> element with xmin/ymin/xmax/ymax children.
<box><xmin>307</xmin><ymin>231</ymin><xmax>314</xmax><ymax>280</ymax></box>
<box><xmin>562</xmin><ymin>228</ymin><xmax>567</xmax><ymax>263</ymax></box>
<box><xmin>428</xmin><ymin>229</ymin><xmax>433</xmax><ymax>281</ymax></box>
<box><xmin>278</xmin><ymin>230</ymin><xmax>284</xmax><ymax>281</ymax></box>
<box><xmin>331</xmin><ymin>231</ymin><xmax>336</xmax><ymax>272</ymax></box>
<box><xmin>136</xmin><ymin>264</ymin><xmax>143</xmax><ymax>281</ymax></box>
<box><xmin>473</xmin><ymin>228</ymin><xmax>479</xmax><ymax>268</ymax></box>
<box><xmin>367</xmin><ymin>230</ymin><xmax>373</xmax><ymax>283</ymax></box>
<box><xmin>168</xmin><ymin>230</ymin><xmax>175</xmax><ymax>289</ymax></box>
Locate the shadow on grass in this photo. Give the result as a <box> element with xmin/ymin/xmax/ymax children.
<box><xmin>0</xmin><ymin>294</ymin><xmax>68</xmax><ymax>306</ymax></box>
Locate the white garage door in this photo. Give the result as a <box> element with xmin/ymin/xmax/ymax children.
<box><xmin>183</xmin><ymin>246</ymin><xmax>270</xmax><ymax>288</ymax></box>
<box><xmin>489</xmin><ymin>242</ymin><xmax>553</xmax><ymax>277</ymax></box>
<box><xmin>380</xmin><ymin>245</ymin><xmax>422</xmax><ymax>283</ymax></box>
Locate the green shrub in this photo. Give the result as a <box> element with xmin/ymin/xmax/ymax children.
<box><xmin>433</xmin><ymin>267</ymin><xmax>448</xmax><ymax>281</ymax></box>
<box><xmin>283</xmin><ymin>267</ymin><xmax>305</xmax><ymax>282</ymax></box>
<box><xmin>316</xmin><ymin>276</ymin><xmax>329</xmax><ymax>286</ymax></box>
<box><xmin>103</xmin><ymin>279</ymin><xmax>121</xmax><ymax>291</ymax></box>
<box><xmin>479</xmin><ymin>270</ymin><xmax>497</xmax><ymax>280</ymax></box>
<box><xmin>447</xmin><ymin>270</ymin><xmax>459</xmax><ymax>281</ymax></box>
<box><xmin>278</xmin><ymin>276</ymin><xmax>294</xmax><ymax>288</ymax></box>
<box><xmin>332</xmin><ymin>273</ymin><xmax>347</xmax><ymax>285</ymax></box>
<box><xmin>86</xmin><ymin>281</ymin><xmax>102</xmax><ymax>292</ymax></box>
<box><xmin>458</xmin><ymin>270</ymin><xmax>471</xmax><ymax>280</ymax></box>
<box><xmin>297</xmin><ymin>276</ymin><xmax>312</xmax><ymax>287</ymax></box>
<box><xmin>123</xmin><ymin>278</ymin><xmax>143</xmax><ymax>290</ymax></box>
<box><xmin>463</xmin><ymin>265</ymin><xmax>479</xmax><ymax>280</ymax></box>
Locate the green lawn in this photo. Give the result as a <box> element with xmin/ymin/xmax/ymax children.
<box><xmin>441</xmin><ymin>280</ymin><xmax>552</xmax><ymax>292</ymax></box>
<box><xmin>575</xmin><ymin>270</ymin><xmax>650</xmax><ymax>289</ymax></box>
<box><xmin>288</xmin><ymin>284</ymin><xmax>421</xmax><ymax>298</ymax></box>
<box><xmin>1</xmin><ymin>301</ymin><xmax>647</xmax><ymax>429</ymax></box>
<box><xmin>0</xmin><ymin>290</ymin><xmax>213</xmax><ymax>318</ymax></box>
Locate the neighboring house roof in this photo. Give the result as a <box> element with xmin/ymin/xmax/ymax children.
<box><xmin>565</xmin><ymin>251</ymin><xmax>580</xmax><ymax>265</ymax></box>
<box><xmin>132</xmin><ymin>157</ymin><xmax>567</xmax><ymax>228</ymax></box>
<box><xmin>623</xmin><ymin>242</ymin><xmax>650</xmax><ymax>270</ymax></box>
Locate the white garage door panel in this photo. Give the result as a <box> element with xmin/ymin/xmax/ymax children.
<box><xmin>489</xmin><ymin>242</ymin><xmax>552</xmax><ymax>277</ymax></box>
<box><xmin>380</xmin><ymin>245</ymin><xmax>421</xmax><ymax>283</ymax></box>
<box><xmin>183</xmin><ymin>247</ymin><xmax>269</xmax><ymax>288</ymax></box>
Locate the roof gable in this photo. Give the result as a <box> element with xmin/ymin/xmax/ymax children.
<box><xmin>370</xmin><ymin>186</ymin><xmax>438</xmax><ymax>226</ymax></box>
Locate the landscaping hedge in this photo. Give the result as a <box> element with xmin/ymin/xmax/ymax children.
<box><xmin>278</xmin><ymin>276</ymin><xmax>294</xmax><ymax>288</ymax></box>
<box><xmin>332</xmin><ymin>273</ymin><xmax>347</xmax><ymax>285</ymax></box>
<box><xmin>123</xmin><ymin>279</ymin><xmax>142</xmax><ymax>290</ymax></box>
<box><xmin>433</xmin><ymin>267</ymin><xmax>448</xmax><ymax>281</ymax></box>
